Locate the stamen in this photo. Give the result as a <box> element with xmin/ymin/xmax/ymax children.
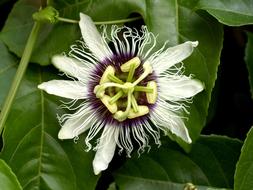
<box><xmin>146</xmin><ymin>81</ymin><xmax>157</xmax><ymax>104</ymax></box>
<box><xmin>131</xmin><ymin>95</ymin><xmax>139</xmax><ymax>113</ymax></box>
<box><xmin>94</xmin><ymin>57</ymin><xmax>156</xmax><ymax>122</ymax></box>
<box><xmin>101</xmin><ymin>95</ymin><xmax>118</xmax><ymax>113</ymax></box>
<box><xmin>99</xmin><ymin>66</ymin><xmax>115</xmax><ymax>84</ymax></box>
<box><xmin>108</xmin><ymin>74</ymin><xmax>124</xmax><ymax>84</ymax></box>
<box><xmin>109</xmin><ymin>91</ymin><xmax>124</xmax><ymax>104</ymax></box>
<box><xmin>94</xmin><ymin>83</ymin><xmax>126</xmax><ymax>98</ymax></box>
<box><xmin>134</xmin><ymin>86</ymin><xmax>153</xmax><ymax>93</ymax></box>
<box><xmin>127</xmin><ymin>64</ymin><xmax>135</xmax><ymax>82</ymax></box>
<box><xmin>113</xmin><ymin>91</ymin><xmax>132</xmax><ymax>121</ymax></box>
<box><xmin>120</xmin><ymin>57</ymin><xmax>140</xmax><ymax>72</ymax></box>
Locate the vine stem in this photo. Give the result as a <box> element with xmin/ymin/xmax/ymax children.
<box><xmin>58</xmin><ymin>16</ymin><xmax>142</xmax><ymax>25</ymax></box>
<box><xmin>0</xmin><ymin>22</ymin><xmax>41</xmax><ymax>134</ymax></box>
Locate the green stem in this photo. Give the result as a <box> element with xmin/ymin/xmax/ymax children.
<box><xmin>58</xmin><ymin>17</ymin><xmax>78</xmax><ymax>24</ymax></box>
<box><xmin>58</xmin><ymin>16</ymin><xmax>142</xmax><ymax>25</ymax></box>
<box><xmin>0</xmin><ymin>22</ymin><xmax>41</xmax><ymax>134</ymax></box>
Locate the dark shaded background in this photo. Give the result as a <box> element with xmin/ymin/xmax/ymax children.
<box><xmin>203</xmin><ymin>26</ymin><xmax>253</xmax><ymax>139</ymax></box>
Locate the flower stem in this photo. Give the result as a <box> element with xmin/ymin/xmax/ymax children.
<box><xmin>58</xmin><ymin>16</ymin><xmax>142</xmax><ymax>25</ymax></box>
<box><xmin>0</xmin><ymin>22</ymin><xmax>41</xmax><ymax>134</ymax></box>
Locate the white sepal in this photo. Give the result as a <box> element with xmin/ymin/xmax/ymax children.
<box><xmin>93</xmin><ymin>126</ymin><xmax>119</xmax><ymax>175</ymax></box>
<box><xmin>38</xmin><ymin>80</ymin><xmax>87</xmax><ymax>99</ymax></box>
<box><xmin>150</xmin><ymin>101</ymin><xmax>192</xmax><ymax>143</ymax></box>
<box><xmin>52</xmin><ymin>55</ymin><xmax>89</xmax><ymax>81</ymax></box>
<box><xmin>58</xmin><ymin>106</ymin><xmax>94</xmax><ymax>139</ymax></box>
<box><xmin>79</xmin><ymin>13</ymin><xmax>113</xmax><ymax>62</ymax></box>
<box><xmin>159</xmin><ymin>76</ymin><xmax>204</xmax><ymax>101</ymax></box>
<box><xmin>148</xmin><ymin>41</ymin><xmax>198</xmax><ymax>74</ymax></box>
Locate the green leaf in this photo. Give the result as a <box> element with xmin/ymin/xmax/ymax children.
<box><xmin>196</xmin><ymin>0</ymin><xmax>253</xmax><ymax>26</ymax></box>
<box><xmin>1</xmin><ymin>0</ymin><xmax>222</xmax><ymax>148</ymax></box>
<box><xmin>167</xmin><ymin>1</ymin><xmax>223</xmax><ymax>149</ymax></box>
<box><xmin>245</xmin><ymin>32</ymin><xmax>253</xmax><ymax>99</ymax></box>
<box><xmin>0</xmin><ymin>41</ymin><xmax>17</xmax><ymax>109</ymax></box>
<box><xmin>0</xmin><ymin>159</ymin><xmax>22</xmax><ymax>190</ymax></box>
<box><xmin>234</xmin><ymin>127</ymin><xmax>253</xmax><ymax>190</ymax></box>
<box><xmin>114</xmin><ymin>135</ymin><xmax>242</xmax><ymax>190</ymax></box>
<box><xmin>0</xmin><ymin>47</ymin><xmax>99</xmax><ymax>189</ymax></box>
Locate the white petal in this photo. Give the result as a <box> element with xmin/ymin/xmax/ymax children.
<box><xmin>52</xmin><ymin>55</ymin><xmax>90</xmax><ymax>81</ymax></box>
<box><xmin>38</xmin><ymin>80</ymin><xmax>87</xmax><ymax>99</ymax></box>
<box><xmin>93</xmin><ymin>126</ymin><xmax>119</xmax><ymax>175</ymax></box>
<box><xmin>79</xmin><ymin>13</ymin><xmax>113</xmax><ymax>61</ymax></box>
<box><xmin>58</xmin><ymin>106</ymin><xmax>94</xmax><ymax>139</ymax></box>
<box><xmin>150</xmin><ymin>102</ymin><xmax>192</xmax><ymax>143</ymax></box>
<box><xmin>149</xmin><ymin>41</ymin><xmax>198</xmax><ymax>74</ymax></box>
<box><xmin>168</xmin><ymin>116</ymin><xmax>192</xmax><ymax>143</ymax></box>
<box><xmin>159</xmin><ymin>76</ymin><xmax>204</xmax><ymax>101</ymax></box>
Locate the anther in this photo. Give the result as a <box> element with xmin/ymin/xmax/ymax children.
<box><xmin>120</xmin><ymin>57</ymin><xmax>140</xmax><ymax>72</ymax></box>
<box><xmin>143</xmin><ymin>61</ymin><xmax>153</xmax><ymax>74</ymax></box>
<box><xmin>99</xmin><ymin>66</ymin><xmax>115</xmax><ymax>84</ymax></box>
<box><xmin>128</xmin><ymin>106</ymin><xmax>149</xmax><ymax>119</ymax></box>
<box><xmin>133</xmin><ymin>62</ymin><xmax>153</xmax><ymax>86</ymax></box>
<box><xmin>146</xmin><ymin>81</ymin><xmax>157</xmax><ymax>104</ymax></box>
<box><xmin>94</xmin><ymin>85</ymin><xmax>104</xmax><ymax>98</ymax></box>
<box><xmin>113</xmin><ymin>110</ymin><xmax>127</xmax><ymax>122</ymax></box>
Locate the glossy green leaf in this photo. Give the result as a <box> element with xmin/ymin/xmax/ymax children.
<box><xmin>0</xmin><ymin>47</ymin><xmax>98</xmax><ymax>189</ymax></box>
<box><xmin>234</xmin><ymin>127</ymin><xmax>253</xmax><ymax>190</ymax></box>
<box><xmin>168</xmin><ymin>1</ymin><xmax>223</xmax><ymax>149</ymax></box>
<box><xmin>114</xmin><ymin>135</ymin><xmax>242</xmax><ymax>190</ymax></box>
<box><xmin>0</xmin><ymin>41</ymin><xmax>17</xmax><ymax>109</ymax></box>
<box><xmin>0</xmin><ymin>159</ymin><xmax>22</xmax><ymax>190</ymax></box>
<box><xmin>245</xmin><ymin>32</ymin><xmax>253</xmax><ymax>99</ymax></box>
<box><xmin>1</xmin><ymin>0</ymin><xmax>223</xmax><ymax>149</ymax></box>
<box><xmin>196</xmin><ymin>0</ymin><xmax>253</xmax><ymax>26</ymax></box>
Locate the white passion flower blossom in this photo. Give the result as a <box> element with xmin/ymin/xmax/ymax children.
<box><xmin>38</xmin><ymin>13</ymin><xmax>204</xmax><ymax>175</ymax></box>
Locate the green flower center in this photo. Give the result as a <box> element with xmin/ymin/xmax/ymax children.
<box><xmin>94</xmin><ymin>57</ymin><xmax>158</xmax><ymax>122</ymax></box>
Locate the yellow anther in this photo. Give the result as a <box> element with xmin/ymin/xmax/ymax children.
<box><xmin>100</xmin><ymin>65</ymin><xmax>115</xmax><ymax>84</ymax></box>
<box><xmin>146</xmin><ymin>81</ymin><xmax>157</xmax><ymax>104</ymax></box>
<box><xmin>101</xmin><ymin>95</ymin><xmax>118</xmax><ymax>114</ymax></box>
<box><xmin>113</xmin><ymin>110</ymin><xmax>127</xmax><ymax>122</ymax></box>
<box><xmin>120</xmin><ymin>57</ymin><xmax>141</xmax><ymax>72</ymax></box>
<box><xmin>143</xmin><ymin>61</ymin><xmax>152</xmax><ymax>74</ymax></box>
<box><xmin>128</xmin><ymin>106</ymin><xmax>149</xmax><ymax>119</ymax></box>
<box><xmin>133</xmin><ymin>62</ymin><xmax>153</xmax><ymax>86</ymax></box>
<box><xmin>94</xmin><ymin>85</ymin><xmax>104</xmax><ymax>98</ymax></box>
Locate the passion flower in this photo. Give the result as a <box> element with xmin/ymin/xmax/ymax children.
<box><xmin>38</xmin><ymin>13</ymin><xmax>204</xmax><ymax>175</ymax></box>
